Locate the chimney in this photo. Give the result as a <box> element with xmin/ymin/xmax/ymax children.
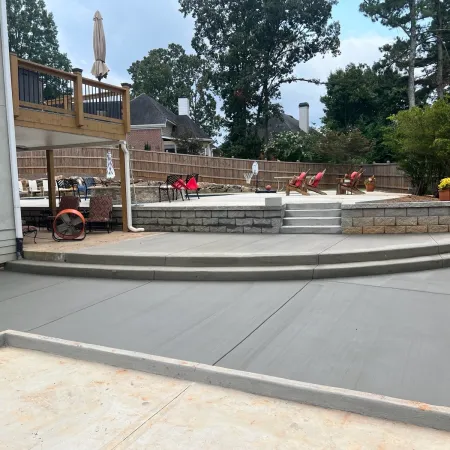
<box><xmin>178</xmin><ymin>98</ymin><xmax>190</xmax><ymax>117</ymax></box>
<box><xmin>299</xmin><ymin>102</ymin><xmax>310</xmax><ymax>133</ymax></box>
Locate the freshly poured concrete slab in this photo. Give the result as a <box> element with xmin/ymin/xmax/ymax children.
<box><xmin>0</xmin><ymin>271</ymin><xmax>70</xmax><ymax>303</ymax></box>
<box><xmin>0</xmin><ymin>274</ymin><xmax>147</xmax><ymax>331</ymax></box>
<box><xmin>325</xmin><ymin>267</ymin><xmax>450</xmax><ymax>295</ymax></box>
<box><xmin>32</xmin><ymin>281</ymin><xmax>306</xmax><ymax>364</ymax></box>
<box><xmin>75</xmin><ymin>233</ymin><xmax>348</xmax><ymax>256</ymax></box>
<box><xmin>218</xmin><ymin>280</ymin><xmax>450</xmax><ymax>408</ymax></box>
<box><xmin>1</xmin><ymin>347</ymin><xmax>449</xmax><ymax>449</ymax></box>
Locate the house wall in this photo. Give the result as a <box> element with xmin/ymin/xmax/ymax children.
<box><xmin>162</xmin><ymin>124</ymin><xmax>174</xmax><ymax>137</ymax></box>
<box><xmin>127</xmin><ymin>128</ymin><xmax>163</xmax><ymax>151</ymax></box>
<box><xmin>0</xmin><ymin>6</ymin><xmax>17</xmax><ymax>263</ymax></box>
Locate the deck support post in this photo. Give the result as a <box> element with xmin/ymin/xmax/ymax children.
<box><xmin>46</xmin><ymin>149</ymin><xmax>56</xmax><ymax>215</ymax></box>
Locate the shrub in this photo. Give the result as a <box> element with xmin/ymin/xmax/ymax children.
<box><xmin>385</xmin><ymin>99</ymin><xmax>450</xmax><ymax>195</ymax></box>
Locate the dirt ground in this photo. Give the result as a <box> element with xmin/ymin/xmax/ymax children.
<box><xmin>366</xmin><ymin>195</ymin><xmax>437</xmax><ymax>203</ymax></box>
<box><xmin>23</xmin><ymin>230</ymin><xmax>160</xmax><ymax>253</ymax></box>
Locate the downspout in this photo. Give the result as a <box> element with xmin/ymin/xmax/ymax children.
<box><xmin>0</xmin><ymin>0</ymin><xmax>23</xmax><ymax>258</ymax></box>
<box><xmin>119</xmin><ymin>141</ymin><xmax>144</xmax><ymax>232</ymax></box>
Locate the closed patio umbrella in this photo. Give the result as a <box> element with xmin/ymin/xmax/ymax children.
<box><xmin>91</xmin><ymin>11</ymin><xmax>110</xmax><ymax>81</ymax></box>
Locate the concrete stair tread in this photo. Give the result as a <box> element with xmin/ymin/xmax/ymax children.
<box><xmin>285</xmin><ymin>209</ymin><xmax>341</xmax><ymax>218</ymax></box>
<box><xmin>281</xmin><ymin>225</ymin><xmax>342</xmax><ymax>234</ymax></box>
<box><xmin>285</xmin><ymin>203</ymin><xmax>341</xmax><ymax>210</ymax></box>
<box><xmin>6</xmin><ymin>252</ymin><xmax>449</xmax><ymax>281</ymax></box>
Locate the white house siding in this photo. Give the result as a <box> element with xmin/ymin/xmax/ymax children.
<box><xmin>0</xmin><ymin>4</ymin><xmax>17</xmax><ymax>263</ymax></box>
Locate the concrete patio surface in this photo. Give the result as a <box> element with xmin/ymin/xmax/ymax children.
<box><xmin>20</xmin><ymin>189</ymin><xmax>406</xmax><ymax>210</ymax></box>
<box><xmin>2</xmin><ymin>346</ymin><xmax>449</xmax><ymax>449</ymax></box>
<box><xmin>2</xmin><ymin>268</ymin><xmax>450</xmax><ymax>410</ymax></box>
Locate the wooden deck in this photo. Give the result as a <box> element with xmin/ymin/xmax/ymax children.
<box><xmin>10</xmin><ymin>53</ymin><xmax>130</xmax><ymax>146</ymax></box>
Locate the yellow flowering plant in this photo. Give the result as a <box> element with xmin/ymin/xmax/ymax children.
<box><xmin>438</xmin><ymin>178</ymin><xmax>450</xmax><ymax>191</ymax></box>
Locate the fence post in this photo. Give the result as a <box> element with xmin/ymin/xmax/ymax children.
<box><xmin>9</xmin><ymin>53</ymin><xmax>20</xmax><ymax>118</ymax></box>
<box><xmin>72</xmin><ymin>68</ymin><xmax>84</xmax><ymax>128</ymax></box>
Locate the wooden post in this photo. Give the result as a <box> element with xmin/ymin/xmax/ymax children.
<box><xmin>121</xmin><ymin>83</ymin><xmax>131</xmax><ymax>134</ymax></box>
<box><xmin>9</xmin><ymin>53</ymin><xmax>20</xmax><ymax>118</ymax></box>
<box><xmin>46</xmin><ymin>150</ymin><xmax>56</xmax><ymax>215</ymax></box>
<box><xmin>73</xmin><ymin>68</ymin><xmax>84</xmax><ymax>127</ymax></box>
<box><xmin>119</xmin><ymin>147</ymin><xmax>128</xmax><ymax>232</ymax></box>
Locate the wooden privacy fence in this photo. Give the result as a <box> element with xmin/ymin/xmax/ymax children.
<box><xmin>17</xmin><ymin>148</ymin><xmax>410</xmax><ymax>192</ymax></box>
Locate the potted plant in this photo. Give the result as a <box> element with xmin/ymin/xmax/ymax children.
<box><xmin>438</xmin><ymin>178</ymin><xmax>450</xmax><ymax>201</ymax></box>
<box><xmin>364</xmin><ymin>175</ymin><xmax>376</xmax><ymax>192</ymax></box>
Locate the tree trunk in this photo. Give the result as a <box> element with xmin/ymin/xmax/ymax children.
<box><xmin>408</xmin><ymin>0</ymin><xmax>417</xmax><ymax>108</ymax></box>
<box><xmin>435</xmin><ymin>0</ymin><xmax>444</xmax><ymax>99</ymax></box>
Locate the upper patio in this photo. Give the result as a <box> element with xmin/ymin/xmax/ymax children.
<box><xmin>10</xmin><ymin>53</ymin><xmax>130</xmax><ymax>150</ymax></box>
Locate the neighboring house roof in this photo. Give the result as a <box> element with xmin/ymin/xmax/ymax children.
<box><xmin>267</xmin><ymin>113</ymin><xmax>302</xmax><ymax>135</ymax></box>
<box><xmin>173</xmin><ymin>114</ymin><xmax>211</xmax><ymax>140</ymax></box>
<box><xmin>130</xmin><ymin>94</ymin><xmax>212</xmax><ymax>141</ymax></box>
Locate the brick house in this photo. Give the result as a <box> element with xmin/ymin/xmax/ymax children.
<box><xmin>128</xmin><ymin>94</ymin><xmax>213</xmax><ymax>155</ymax></box>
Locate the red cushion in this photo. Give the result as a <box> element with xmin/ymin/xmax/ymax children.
<box><xmin>173</xmin><ymin>178</ymin><xmax>186</xmax><ymax>190</ymax></box>
<box><xmin>295</xmin><ymin>172</ymin><xmax>307</xmax><ymax>187</ymax></box>
<box><xmin>350</xmin><ymin>171</ymin><xmax>358</xmax><ymax>179</ymax></box>
<box><xmin>186</xmin><ymin>177</ymin><xmax>199</xmax><ymax>190</ymax></box>
<box><xmin>311</xmin><ymin>171</ymin><xmax>323</xmax><ymax>188</ymax></box>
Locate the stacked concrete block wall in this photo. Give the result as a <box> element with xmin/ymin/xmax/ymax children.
<box><xmin>342</xmin><ymin>203</ymin><xmax>450</xmax><ymax>234</ymax></box>
<box><xmin>22</xmin><ymin>205</ymin><xmax>284</xmax><ymax>234</ymax></box>
<box><xmin>127</xmin><ymin>206</ymin><xmax>284</xmax><ymax>233</ymax></box>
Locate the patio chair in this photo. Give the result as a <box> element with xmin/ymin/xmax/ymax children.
<box><xmin>28</xmin><ymin>180</ymin><xmax>40</xmax><ymax>196</ymax></box>
<box><xmin>158</xmin><ymin>175</ymin><xmax>190</xmax><ymax>202</ymax></box>
<box><xmin>305</xmin><ymin>169</ymin><xmax>327</xmax><ymax>195</ymax></box>
<box><xmin>186</xmin><ymin>173</ymin><xmax>200</xmax><ymax>199</ymax></box>
<box><xmin>78</xmin><ymin>177</ymin><xmax>96</xmax><ymax>200</ymax></box>
<box><xmin>18</xmin><ymin>180</ymin><xmax>27</xmax><ymax>197</ymax></box>
<box><xmin>22</xmin><ymin>223</ymin><xmax>38</xmax><ymax>243</ymax></box>
<box><xmin>337</xmin><ymin>169</ymin><xmax>365</xmax><ymax>195</ymax></box>
<box><xmin>286</xmin><ymin>171</ymin><xmax>309</xmax><ymax>196</ymax></box>
<box><xmin>56</xmin><ymin>178</ymin><xmax>77</xmax><ymax>200</ymax></box>
<box><xmin>85</xmin><ymin>195</ymin><xmax>113</xmax><ymax>233</ymax></box>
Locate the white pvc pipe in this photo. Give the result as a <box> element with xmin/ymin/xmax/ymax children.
<box><xmin>119</xmin><ymin>141</ymin><xmax>144</xmax><ymax>233</ymax></box>
<box><xmin>0</xmin><ymin>0</ymin><xmax>23</xmax><ymax>258</ymax></box>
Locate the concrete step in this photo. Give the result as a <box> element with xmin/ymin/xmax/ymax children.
<box><xmin>22</xmin><ymin>240</ymin><xmax>443</xmax><ymax>267</ymax></box>
<box><xmin>281</xmin><ymin>225</ymin><xmax>342</xmax><ymax>234</ymax></box>
<box><xmin>283</xmin><ymin>217</ymin><xmax>341</xmax><ymax>227</ymax></box>
<box><xmin>6</xmin><ymin>253</ymin><xmax>448</xmax><ymax>281</ymax></box>
<box><xmin>285</xmin><ymin>209</ymin><xmax>341</xmax><ymax>218</ymax></box>
<box><xmin>285</xmin><ymin>202</ymin><xmax>341</xmax><ymax>211</ymax></box>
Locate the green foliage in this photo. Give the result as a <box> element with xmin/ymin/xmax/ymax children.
<box><xmin>144</xmin><ymin>142</ymin><xmax>150</xmax><ymax>151</ymax></box>
<box><xmin>7</xmin><ymin>0</ymin><xmax>71</xmax><ymax>71</ymax></box>
<box><xmin>179</xmin><ymin>0</ymin><xmax>340</xmax><ymax>153</ymax></box>
<box><xmin>128</xmin><ymin>44</ymin><xmax>221</xmax><ymax>137</ymax></box>
<box><xmin>263</xmin><ymin>131</ymin><xmax>320</xmax><ymax>162</ymax></box>
<box><xmin>385</xmin><ymin>99</ymin><xmax>450</xmax><ymax>195</ymax></box>
<box><xmin>321</xmin><ymin>63</ymin><xmax>408</xmax><ymax>162</ymax></box>
<box><xmin>175</xmin><ymin>133</ymin><xmax>205</xmax><ymax>155</ymax></box>
<box><xmin>263</xmin><ymin>128</ymin><xmax>373</xmax><ymax>164</ymax></box>
<box><xmin>314</xmin><ymin>128</ymin><xmax>373</xmax><ymax>164</ymax></box>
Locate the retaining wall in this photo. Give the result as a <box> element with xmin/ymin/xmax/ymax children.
<box><xmin>22</xmin><ymin>205</ymin><xmax>285</xmax><ymax>234</ymax></box>
<box><xmin>342</xmin><ymin>202</ymin><xmax>450</xmax><ymax>234</ymax></box>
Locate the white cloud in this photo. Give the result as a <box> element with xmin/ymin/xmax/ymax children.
<box><xmin>280</xmin><ymin>33</ymin><xmax>391</xmax><ymax>125</ymax></box>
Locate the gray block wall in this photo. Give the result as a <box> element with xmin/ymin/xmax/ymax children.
<box><xmin>342</xmin><ymin>203</ymin><xmax>450</xmax><ymax>234</ymax></box>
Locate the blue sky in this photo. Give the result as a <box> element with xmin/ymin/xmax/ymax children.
<box><xmin>45</xmin><ymin>0</ymin><xmax>397</xmax><ymax>125</ymax></box>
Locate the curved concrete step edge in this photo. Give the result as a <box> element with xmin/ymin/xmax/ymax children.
<box><xmin>23</xmin><ymin>242</ymin><xmax>447</xmax><ymax>267</ymax></box>
<box><xmin>6</xmin><ymin>253</ymin><xmax>450</xmax><ymax>281</ymax></box>
<box><xmin>3</xmin><ymin>330</ymin><xmax>450</xmax><ymax>432</ymax></box>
